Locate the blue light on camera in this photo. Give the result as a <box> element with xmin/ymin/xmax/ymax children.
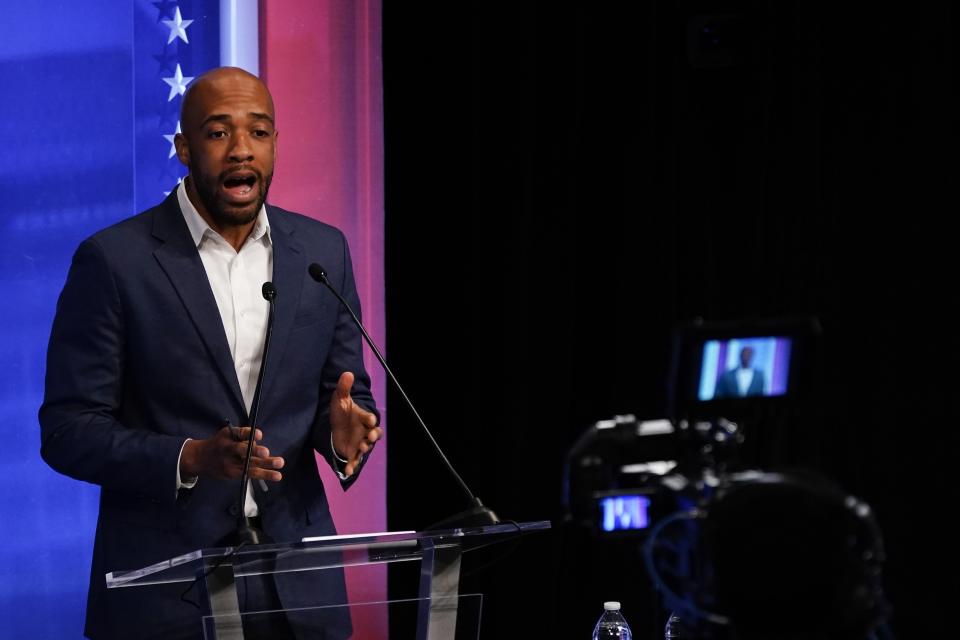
<box><xmin>600</xmin><ymin>495</ymin><xmax>651</xmax><ymax>531</ymax></box>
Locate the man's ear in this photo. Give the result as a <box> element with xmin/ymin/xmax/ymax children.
<box><xmin>174</xmin><ymin>133</ymin><xmax>190</xmax><ymax>167</ymax></box>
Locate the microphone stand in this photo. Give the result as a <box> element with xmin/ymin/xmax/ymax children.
<box><xmin>234</xmin><ymin>281</ymin><xmax>278</xmax><ymax>545</ymax></box>
<box><xmin>308</xmin><ymin>263</ymin><xmax>499</xmax><ymax>530</ymax></box>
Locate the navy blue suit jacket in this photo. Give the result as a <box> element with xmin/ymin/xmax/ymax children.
<box><xmin>714</xmin><ymin>367</ymin><xmax>766</xmax><ymax>398</ymax></box>
<box><xmin>39</xmin><ymin>192</ymin><xmax>377</xmax><ymax>639</ymax></box>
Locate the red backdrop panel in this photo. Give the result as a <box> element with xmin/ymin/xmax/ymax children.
<box><xmin>261</xmin><ymin>2</ymin><xmax>387</xmax><ymax>636</ymax></box>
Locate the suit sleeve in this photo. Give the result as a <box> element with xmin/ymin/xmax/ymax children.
<box><xmin>311</xmin><ymin>230</ymin><xmax>380</xmax><ymax>490</ymax></box>
<box><xmin>39</xmin><ymin>238</ymin><xmax>186</xmax><ymax>504</ymax></box>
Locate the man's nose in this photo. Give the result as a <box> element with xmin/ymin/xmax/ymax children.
<box><xmin>228</xmin><ymin>133</ymin><xmax>254</xmax><ymax>162</ymax></box>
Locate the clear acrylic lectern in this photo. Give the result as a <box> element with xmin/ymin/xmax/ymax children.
<box><xmin>105</xmin><ymin>520</ymin><xmax>550</xmax><ymax>639</ymax></box>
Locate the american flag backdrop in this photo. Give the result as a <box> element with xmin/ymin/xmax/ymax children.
<box><xmin>1</xmin><ymin>1</ymin><xmax>386</xmax><ymax>636</ymax></box>
<box><xmin>134</xmin><ymin>0</ymin><xmax>222</xmax><ymax>210</ymax></box>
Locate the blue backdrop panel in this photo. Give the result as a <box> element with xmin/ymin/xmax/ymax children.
<box><xmin>1</xmin><ymin>2</ymin><xmax>219</xmax><ymax>637</ymax></box>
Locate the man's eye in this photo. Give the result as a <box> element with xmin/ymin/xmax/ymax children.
<box><xmin>253</xmin><ymin>130</ymin><xmax>270</xmax><ymax>137</ymax></box>
<box><xmin>209</xmin><ymin>131</ymin><xmax>226</xmax><ymax>139</ymax></box>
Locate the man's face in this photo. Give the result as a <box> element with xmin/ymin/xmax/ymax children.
<box><xmin>740</xmin><ymin>347</ymin><xmax>754</xmax><ymax>368</ymax></box>
<box><xmin>175</xmin><ymin>69</ymin><xmax>277</xmax><ymax>229</ymax></box>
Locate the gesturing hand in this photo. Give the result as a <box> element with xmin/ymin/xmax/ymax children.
<box><xmin>179</xmin><ymin>426</ymin><xmax>285</xmax><ymax>482</ymax></box>
<box><xmin>330</xmin><ymin>371</ymin><xmax>382</xmax><ymax>477</ymax></box>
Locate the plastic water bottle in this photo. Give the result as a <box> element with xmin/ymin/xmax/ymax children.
<box><xmin>663</xmin><ymin>612</ymin><xmax>684</xmax><ymax>638</ymax></box>
<box><xmin>664</xmin><ymin>612</ymin><xmax>701</xmax><ymax>638</ymax></box>
<box><xmin>592</xmin><ymin>601</ymin><xmax>633</xmax><ymax>639</ymax></box>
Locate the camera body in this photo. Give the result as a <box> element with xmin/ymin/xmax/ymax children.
<box><xmin>562</xmin><ymin>414</ymin><xmax>743</xmax><ymax>538</ymax></box>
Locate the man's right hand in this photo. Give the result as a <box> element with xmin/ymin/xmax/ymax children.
<box><xmin>179</xmin><ymin>426</ymin><xmax>285</xmax><ymax>482</ymax></box>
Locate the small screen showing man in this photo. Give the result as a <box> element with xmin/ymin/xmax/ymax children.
<box><xmin>698</xmin><ymin>336</ymin><xmax>792</xmax><ymax>401</ymax></box>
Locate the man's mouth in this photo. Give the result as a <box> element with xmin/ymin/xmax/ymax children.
<box><xmin>221</xmin><ymin>171</ymin><xmax>259</xmax><ymax>203</ymax></box>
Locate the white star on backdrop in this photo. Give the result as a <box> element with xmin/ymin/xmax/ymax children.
<box><xmin>162</xmin><ymin>65</ymin><xmax>193</xmax><ymax>102</ymax></box>
<box><xmin>162</xmin><ymin>7</ymin><xmax>194</xmax><ymax>44</ymax></box>
<box><xmin>163</xmin><ymin>121</ymin><xmax>182</xmax><ymax>159</ymax></box>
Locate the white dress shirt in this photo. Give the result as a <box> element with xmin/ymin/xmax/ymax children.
<box><xmin>176</xmin><ymin>180</ymin><xmax>271</xmax><ymax>517</ymax></box>
<box><xmin>735</xmin><ymin>367</ymin><xmax>755</xmax><ymax>396</ymax></box>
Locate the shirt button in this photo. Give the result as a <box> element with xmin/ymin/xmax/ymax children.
<box><xmin>228</xmin><ymin>503</ymin><xmax>240</xmax><ymax>516</ymax></box>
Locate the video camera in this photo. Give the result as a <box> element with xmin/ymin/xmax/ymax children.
<box><xmin>562</xmin><ymin>317</ymin><xmax>892</xmax><ymax>639</ymax></box>
<box><xmin>564</xmin><ymin>316</ymin><xmax>822</xmax><ymax>537</ymax></box>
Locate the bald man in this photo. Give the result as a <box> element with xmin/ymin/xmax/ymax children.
<box><xmin>40</xmin><ymin>67</ymin><xmax>381</xmax><ymax>639</ymax></box>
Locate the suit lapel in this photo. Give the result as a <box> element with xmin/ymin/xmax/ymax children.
<box><xmin>260</xmin><ymin>207</ymin><xmax>305</xmax><ymax>404</ymax></box>
<box><xmin>150</xmin><ymin>193</ymin><xmax>247</xmax><ymax>415</ymax></box>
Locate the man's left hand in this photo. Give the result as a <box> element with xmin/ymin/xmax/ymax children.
<box><xmin>330</xmin><ymin>371</ymin><xmax>382</xmax><ymax>477</ymax></box>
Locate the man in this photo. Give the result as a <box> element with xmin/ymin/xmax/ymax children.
<box><xmin>39</xmin><ymin>67</ymin><xmax>381</xmax><ymax>639</ymax></box>
<box><xmin>714</xmin><ymin>345</ymin><xmax>766</xmax><ymax>398</ymax></box>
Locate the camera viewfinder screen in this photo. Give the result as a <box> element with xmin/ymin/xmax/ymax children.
<box><xmin>698</xmin><ymin>336</ymin><xmax>792</xmax><ymax>401</ymax></box>
<box><xmin>600</xmin><ymin>495</ymin><xmax>651</xmax><ymax>531</ymax></box>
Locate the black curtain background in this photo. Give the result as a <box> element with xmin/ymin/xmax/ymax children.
<box><xmin>383</xmin><ymin>2</ymin><xmax>956</xmax><ymax>638</ymax></box>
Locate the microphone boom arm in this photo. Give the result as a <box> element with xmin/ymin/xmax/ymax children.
<box><xmin>308</xmin><ymin>262</ymin><xmax>498</xmax><ymax>528</ymax></box>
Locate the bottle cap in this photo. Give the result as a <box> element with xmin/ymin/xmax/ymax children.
<box><xmin>603</xmin><ymin>601</ymin><xmax>621</xmax><ymax>611</ymax></box>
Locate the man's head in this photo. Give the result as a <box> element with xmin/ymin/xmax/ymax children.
<box><xmin>739</xmin><ymin>346</ymin><xmax>755</xmax><ymax>369</ymax></box>
<box><xmin>174</xmin><ymin>67</ymin><xmax>277</xmax><ymax>231</ymax></box>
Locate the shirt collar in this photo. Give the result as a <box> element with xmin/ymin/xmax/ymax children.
<box><xmin>176</xmin><ymin>179</ymin><xmax>271</xmax><ymax>248</ymax></box>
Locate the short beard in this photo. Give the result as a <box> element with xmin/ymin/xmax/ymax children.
<box><xmin>188</xmin><ymin>164</ymin><xmax>273</xmax><ymax>229</ymax></box>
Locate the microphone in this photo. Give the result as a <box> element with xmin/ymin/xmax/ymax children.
<box><xmin>234</xmin><ymin>281</ymin><xmax>278</xmax><ymax>545</ymax></box>
<box><xmin>308</xmin><ymin>262</ymin><xmax>499</xmax><ymax>529</ymax></box>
